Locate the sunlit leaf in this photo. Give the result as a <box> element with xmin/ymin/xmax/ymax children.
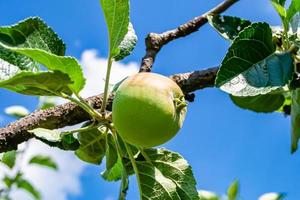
<box><xmin>100</xmin><ymin>0</ymin><xmax>130</xmax><ymax>57</ymax></box>
<box><xmin>208</xmin><ymin>15</ymin><xmax>251</xmax><ymax>40</ymax></box>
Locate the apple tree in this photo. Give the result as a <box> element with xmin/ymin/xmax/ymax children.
<box><xmin>0</xmin><ymin>0</ymin><xmax>299</xmax><ymax>199</ymax></box>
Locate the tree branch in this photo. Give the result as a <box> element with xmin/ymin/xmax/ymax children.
<box><xmin>139</xmin><ymin>0</ymin><xmax>239</xmax><ymax>72</ymax></box>
<box><xmin>0</xmin><ymin>67</ymin><xmax>218</xmax><ymax>153</ymax></box>
<box><xmin>0</xmin><ymin>0</ymin><xmax>238</xmax><ymax>153</ymax></box>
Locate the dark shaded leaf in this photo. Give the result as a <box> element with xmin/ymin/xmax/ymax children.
<box><xmin>230</xmin><ymin>93</ymin><xmax>285</xmax><ymax>113</ymax></box>
<box><xmin>75</xmin><ymin>126</ymin><xmax>106</xmax><ymax>165</ymax></box>
<box><xmin>105</xmin><ymin>134</ymin><xmax>118</xmax><ymax>170</ymax></box>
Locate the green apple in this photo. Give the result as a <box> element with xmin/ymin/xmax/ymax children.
<box><xmin>112</xmin><ymin>72</ymin><xmax>187</xmax><ymax>148</ymax></box>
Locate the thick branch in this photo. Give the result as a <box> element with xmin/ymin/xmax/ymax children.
<box><xmin>0</xmin><ymin>67</ymin><xmax>218</xmax><ymax>153</ymax></box>
<box><xmin>140</xmin><ymin>0</ymin><xmax>238</xmax><ymax>72</ymax></box>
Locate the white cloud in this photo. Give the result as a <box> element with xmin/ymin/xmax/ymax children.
<box><xmin>80</xmin><ymin>49</ymin><xmax>139</xmax><ymax>97</ymax></box>
<box><xmin>1</xmin><ymin>50</ymin><xmax>139</xmax><ymax>200</ymax></box>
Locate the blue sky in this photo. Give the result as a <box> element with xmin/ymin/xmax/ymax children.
<box><xmin>0</xmin><ymin>0</ymin><xmax>299</xmax><ymax>199</ymax></box>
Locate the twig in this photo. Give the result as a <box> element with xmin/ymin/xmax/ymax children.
<box><xmin>139</xmin><ymin>0</ymin><xmax>239</xmax><ymax>72</ymax></box>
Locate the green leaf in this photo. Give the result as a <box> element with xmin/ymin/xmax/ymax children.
<box><xmin>29</xmin><ymin>155</ymin><xmax>57</xmax><ymax>170</ymax></box>
<box><xmin>60</xmin><ymin>134</ymin><xmax>80</xmax><ymax>151</ymax></box>
<box><xmin>101</xmin><ymin>156</ymin><xmax>123</xmax><ymax>181</ymax></box>
<box><xmin>207</xmin><ymin>15</ymin><xmax>251</xmax><ymax>40</ymax></box>
<box><xmin>0</xmin><ymin>17</ymin><xmax>85</xmax><ymax>96</ymax></box>
<box><xmin>271</xmin><ymin>1</ymin><xmax>287</xmax><ymax>20</ymax></box>
<box><xmin>114</xmin><ymin>23</ymin><xmax>138</xmax><ymax>61</ymax></box>
<box><xmin>291</xmin><ymin>89</ymin><xmax>300</xmax><ymax>153</ymax></box>
<box><xmin>101</xmin><ymin>140</ymin><xmax>135</xmax><ymax>182</ymax></box>
<box><xmin>289</xmin><ymin>13</ymin><xmax>300</xmax><ymax>33</ymax></box>
<box><xmin>0</xmin><ymin>71</ymin><xmax>73</xmax><ymax>96</ymax></box>
<box><xmin>75</xmin><ymin>126</ymin><xmax>106</xmax><ymax>165</ymax></box>
<box><xmin>16</xmin><ymin>178</ymin><xmax>41</xmax><ymax>200</ymax></box>
<box><xmin>198</xmin><ymin>190</ymin><xmax>219</xmax><ymax>200</ymax></box>
<box><xmin>216</xmin><ymin>23</ymin><xmax>293</xmax><ymax>96</ymax></box>
<box><xmin>4</xmin><ymin>105</ymin><xmax>29</xmax><ymax>118</ymax></box>
<box><xmin>286</xmin><ymin>0</ymin><xmax>300</xmax><ymax>25</ymax></box>
<box><xmin>1</xmin><ymin>46</ymin><xmax>85</xmax><ymax>95</ymax></box>
<box><xmin>230</xmin><ymin>93</ymin><xmax>285</xmax><ymax>113</ymax></box>
<box><xmin>227</xmin><ymin>180</ymin><xmax>239</xmax><ymax>200</ymax></box>
<box><xmin>258</xmin><ymin>193</ymin><xmax>285</xmax><ymax>200</ymax></box>
<box><xmin>100</xmin><ymin>0</ymin><xmax>130</xmax><ymax>57</ymax></box>
<box><xmin>272</xmin><ymin>0</ymin><xmax>287</xmax><ymax>6</ymax></box>
<box><xmin>29</xmin><ymin>128</ymin><xmax>79</xmax><ymax>151</ymax></box>
<box><xmin>134</xmin><ymin>148</ymin><xmax>198</xmax><ymax>200</ymax></box>
<box><xmin>3</xmin><ymin>175</ymin><xmax>14</xmax><ymax>188</ymax></box>
<box><xmin>105</xmin><ymin>134</ymin><xmax>118</xmax><ymax>170</ymax></box>
<box><xmin>29</xmin><ymin>128</ymin><xmax>61</xmax><ymax>142</ymax></box>
<box><xmin>0</xmin><ymin>17</ymin><xmax>65</xmax><ymax>77</ymax></box>
<box><xmin>1</xmin><ymin>150</ymin><xmax>17</xmax><ymax>169</ymax></box>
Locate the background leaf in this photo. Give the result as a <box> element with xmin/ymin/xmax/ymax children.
<box><xmin>1</xmin><ymin>150</ymin><xmax>17</xmax><ymax>169</ymax></box>
<box><xmin>198</xmin><ymin>190</ymin><xmax>219</xmax><ymax>200</ymax></box>
<box><xmin>208</xmin><ymin>15</ymin><xmax>251</xmax><ymax>40</ymax></box>
<box><xmin>259</xmin><ymin>193</ymin><xmax>286</xmax><ymax>200</ymax></box>
<box><xmin>29</xmin><ymin>155</ymin><xmax>57</xmax><ymax>170</ymax></box>
<box><xmin>230</xmin><ymin>93</ymin><xmax>285</xmax><ymax>113</ymax></box>
<box><xmin>4</xmin><ymin>105</ymin><xmax>29</xmax><ymax>118</ymax></box>
<box><xmin>227</xmin><ymin>180</ymin><xmax>239</xmax><ymax>200</ymax></box>
<box><xmin>16</xmin><ymin>178</ymin><xmax>41</xmax><ymax>200</ymax></box>
<box><xmin>100</xmin><ymin>0</ymin><xmax>130</xmax><ymax>57</ymax></box>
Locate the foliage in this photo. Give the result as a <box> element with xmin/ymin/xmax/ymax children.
<box><xmin>0</xmin><ymin>0</ymin><xmax>299</xmax><ymax>199</ymax></box>
<box><xmin>0</xmin><ymin>102</ymin><xmax>58</xmax><ymax>200</ymax></box>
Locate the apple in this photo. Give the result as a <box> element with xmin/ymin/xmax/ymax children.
<box><xmin>112</xmin><ymin>72</ymin><xmax>187</xmax><ymax>148</ymax></box>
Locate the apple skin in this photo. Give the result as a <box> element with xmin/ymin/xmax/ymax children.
<box><xmin>112</xmin><ymin>72</ymin><xmax>187</xmax><ymax>148</ymax></box>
